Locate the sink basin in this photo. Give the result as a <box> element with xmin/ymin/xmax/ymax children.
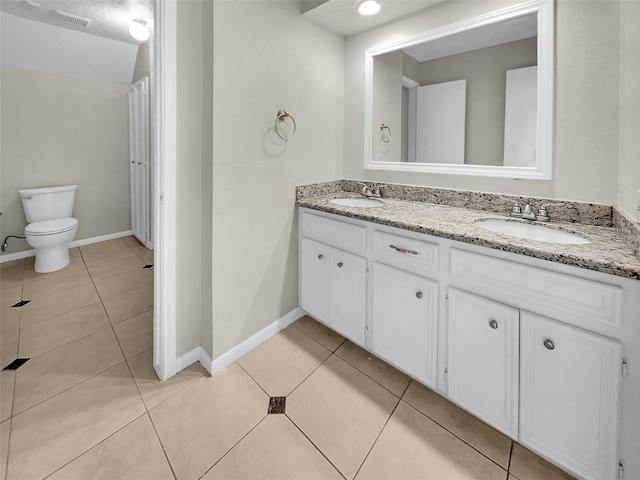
<box><xmin>477</xmin><ymin>220</ymin><xmax>590</xmax><ymax>245</ymax></box>
<box><xmin>330</xmin><ymin>198</ymin><xmax>383</xmax><ymax>208</ymax></box>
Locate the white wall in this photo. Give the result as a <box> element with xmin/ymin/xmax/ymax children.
<box><xmin>618</xmin><ymin>0</ymin><xmax>640</xmax><ymax>220</ymax></box>
<box><xmin>176</xmin><ymin>0</ymin><xmax>206</xmax><ymax>356</ymax></box>
<box><xmin>0</xmin><ymin>68</ymin><xmax>131</xmax><ymax>254</ymax></box>
<box><xmin>211</xmin><ymin>0</ymin><xmax>344</xmax><ymax>357</ymax></box>
<box><xmin>344</xmin><ymin>0</ymin><xmax>622</xmax><ymax>204</ymax></box>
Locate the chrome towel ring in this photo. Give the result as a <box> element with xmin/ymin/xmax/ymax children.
<box><xmin>380</xmin><ymin>123</ymin><xmax>391</xmax><ymax>143</ymax></box>
<box><xmin>275</xmin><ymin>110</ymin><xmax>296</xmax><ymax>140</ymax></box>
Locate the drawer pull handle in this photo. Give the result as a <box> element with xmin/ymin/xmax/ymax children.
<box><xmin>489</xmin><ymin>319</ymin><xmax>498</xmax><ymax>329</ymax></box>
<box><xmin>337</xmin><ymin>262</ymin><xmax>343</xmax><ymax>268</ymax></box>
<box><xmin>416</xmin><ymin>291</ymin><xmax>423</xmax><ymax>299</ymax></box>
<box><xmin>317</xmin><ymin>254</ymin><xmax>323</xmax><ymax>260</ymax></box>
<box><xmin>543</xmin><ymin>339</ymin><xmax>555</xmax><ymax>350</ymax></box>
<box><xmin>389</xmin><ymin>244</ymin><xmax>418</xmax><ymax>255</ymax></box>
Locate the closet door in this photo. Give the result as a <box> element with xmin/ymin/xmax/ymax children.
<box><xmin>129</xmin><ymin>77</ymin><xmax>149</xmax><ymax>245</ymax></box>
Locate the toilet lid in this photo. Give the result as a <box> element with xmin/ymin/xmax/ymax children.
<box><xmin>26</xmin><ymin>217</ymin><xmax>78</xmax><ymax>236</ymax></box>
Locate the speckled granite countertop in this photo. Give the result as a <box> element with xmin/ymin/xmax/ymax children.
<box><xmin>297</xmin><ymin>188</ymin><xmax>640</xmax><ymax>281</ymax></box>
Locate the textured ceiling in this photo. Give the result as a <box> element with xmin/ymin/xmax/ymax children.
<box><xmin>0</xmin><ymin>0</ymin><xmax>154</xmax><ymax>45</ymax></box>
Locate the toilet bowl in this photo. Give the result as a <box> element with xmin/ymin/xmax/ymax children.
<box><xmin>19</xmin><ymin>185</ymin><xmax>79</xmax><ymax>273</ymax></box>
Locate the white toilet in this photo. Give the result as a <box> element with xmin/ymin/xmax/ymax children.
<box><xmin>19</xmin><ymin>185</ymin><xmax>79</xmax><ymax>273</ymax></box>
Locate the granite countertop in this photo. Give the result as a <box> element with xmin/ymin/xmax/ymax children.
<box><xmin>297</xmin><ymin>192</ymin><xmax>640</xmax><ymax>281</ymax></box>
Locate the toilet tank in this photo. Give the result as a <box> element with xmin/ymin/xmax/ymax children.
<box><xmin>19</xmin><ymin>185</ymin><xmax>78</xmax><ymax>223</ymax></box>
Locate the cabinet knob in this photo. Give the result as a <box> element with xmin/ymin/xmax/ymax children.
<box><xmin>337</xmin><ymin>262</ymin><xmax>343</xmax><ymax>268</ymax></box>
<box><xmin>416</xmin><ymin>291</ymin><xmax>423</xmax><ymax>299</ymax></box>
<box><xmin>317</xmin><ymin>254</ymin><xmax>323</xmax><ymax>260</ymax></box>
<box><xmin>543</xmin><ymin>339</ymin><xmax>555</xmax><ymax>350</ymax></box>
<box><xmin>489</xmin><ymin>319</ymin><xmax>498</xmax><ymax>329</ymax></box>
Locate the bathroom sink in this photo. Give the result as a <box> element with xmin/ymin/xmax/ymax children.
<box><xmin>477</xmin><ymin>220</ymin><xmax>590</xmax><ymax>245</ymax></box>
<box><xmin>330</xmin><ymin>198</ymin><xmax>383</xmax><ymax>208</ymax></box>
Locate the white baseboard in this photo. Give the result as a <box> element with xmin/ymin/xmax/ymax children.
<box><xmin>174</xmin><ymin>345</ymin><xmax>213</xmax><ymax>376</ymax></box>
<box><xmin>206</xmin><ymin>307</ymin><xmax>305</xmax><ymax>375</ymax></box>
<box><xmin>0</xmin><ymin>230</ymin><xmax>133</xmax><ymax>263</ymax></box>
<box><xmin>70</xmin><ymin>230</ymin><xmax>133</xmax><ymax>248</ymax></box>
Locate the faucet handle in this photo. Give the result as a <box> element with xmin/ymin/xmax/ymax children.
<box><xmin>536</xmin><ymin>202</ymin><xmax>565</xmax><ymax>222</ymax></box>
<box><xmin>371</xmin><ymin>184</ymin><xmax>388</xmax><ymax>198</ymax></box>
<box><xmin>357</xmin><ymin>182</ymin><xmax>373</xmax><ymax>197</ymax></box>
<box><xmin>499</xmin><ymin>196</ymin><xmax>522</xmax><ymax>218</ymax></box>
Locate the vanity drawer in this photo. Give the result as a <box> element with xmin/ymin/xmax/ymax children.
<box><xmin>373</xmin><ymin>230</ymin><xmax>438</xmax><ymax>275</ymax></box>
<box><xmin>450</xmin><ymin>249</ymin><xmax>622</xmax><ymax>328</ymax></box>
<box><xmin>301</xmin><ymin>211</ymin><xmax>366</xmax><ymax>254</ymax></box>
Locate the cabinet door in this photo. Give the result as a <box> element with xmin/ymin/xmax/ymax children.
<box><xmin>372</xmin><ymin>262</ymin><xmax>438</xmax><ymax>387</ymax></box>
<box><xmin>300</xmin><ymin>237</ymin><xmax>330</xmax><ymax>324</ymax></box>
<box><xmin>447</xmin><ymin>288</ymin><xmax>519</xmax><ymax>438</ymax></box>
<box><xmin>520</xmin><ymin>312</ymin><xmax>622</xmax><ymax>480</ymax></box>
<box><xmin>330</xmin><ymin>248</ymin><xmax>367</xmax><ymax>345</ymax></box>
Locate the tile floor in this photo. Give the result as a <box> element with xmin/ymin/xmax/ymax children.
<box><xmin>1</xmin><ymin>237</ymin><xmax>575</xmax><ymax>480</ymax></box>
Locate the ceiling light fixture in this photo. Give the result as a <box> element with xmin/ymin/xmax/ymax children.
<box><xmin>130</xmin><ymin>18</ymin><xmax>149</xmax><ymax>42</ymax></box>
<box><xmin>354</xmin><ymin>0</ymin><xmax>381</xmax><ymax>16</ymax></box>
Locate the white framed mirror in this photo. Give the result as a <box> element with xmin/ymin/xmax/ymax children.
<box><xmin>363</xmin><ymin>0</ymin><xmax>553</xmax><ymax>180</ymax></box>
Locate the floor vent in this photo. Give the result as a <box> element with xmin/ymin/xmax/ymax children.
<box><xmin>268</xmin><ymin>396</ymin><xmax>286</xmax><ymax>414</ymax></box>
<box><xmin>55</xmin><ymin>10</ymin><xmax>92</xmax><ymax>28</ymax></box>
<box><xmin>3</xmin><ymin>358</ymin><xmax>30</xmax><ymax>371</ymax></box>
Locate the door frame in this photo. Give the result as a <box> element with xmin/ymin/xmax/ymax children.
<box><xmin>152</xmin><ymin>0</ymin><xmax>178</xmax><ymax>381</ymax></box>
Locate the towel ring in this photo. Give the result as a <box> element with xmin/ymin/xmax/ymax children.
<box><xmin>380</xmin><ymin>124</ymin><xmax>391</xmax><ymax>143</ymax></box>
<box><xmin>275</xmin><ymin>110</ymin><xmax>296</xmax><ymax>140</ymax></box>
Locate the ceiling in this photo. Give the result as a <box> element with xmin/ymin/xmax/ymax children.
<box><xmin>0</xmin><ymin>0</ymin><xmax>154</xmax><ymax>45</ymax></box>
<box><xmin>403</xmin><ymin>13</ymin><xmax>537</xmax><ymax>62</ymax></box>
<box><xmin>302</xmin><ymin>0</ymin><xmax>443</xmax><ymax>37</ymax></box>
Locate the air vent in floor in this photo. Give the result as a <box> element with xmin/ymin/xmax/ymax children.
<box><xmin>268</xmin><ymin>397</ymin><xmax>286</xmax><ymax>414</ymax></box>
<box><xmin>55</xmin><ymin>10</ymin><xmax>92</xmax><ymax>28</ymax></box>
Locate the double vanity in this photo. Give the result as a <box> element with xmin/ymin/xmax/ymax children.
<box><xmin>296</xmin><ymin>180</ymin><xmax>640</xmax><ymax>480</ymax></box>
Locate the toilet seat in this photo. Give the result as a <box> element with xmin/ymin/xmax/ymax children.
<box><xmin>25</xmin><ymin>217</ymin><xmax>78</xmax><ymax>236</ymax></box>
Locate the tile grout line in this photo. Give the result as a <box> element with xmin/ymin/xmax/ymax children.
<box><xmin>16</xmin><ymin>299</ymin><xmax>103</xmax><ymax>332</ymax></box>
<box><xmin>351</xmin><ymin>395</ymin><xmax>403</xmax><ymax>480</ymax></box>
<box><xmin>283</xmin><ymin>412</ymin><xmax>348</xmax><ymax>480</ymax></box>
<box><xmin>400</xmin><ymin>398</ymin><xmax>511</xmax><ymax>474</ymax></box>
<box><xmin>333</xmin><ymin>347</ymin><xmax>410</xmax><ymax>400</ymax></box>
<box><xmin>84</xmin><ymin>241</ymin><xmax>175</xmax><ymax>479</ymax></box>
<box><xmin>195</xmin><ymin>413</ymin><xmax>270</xmax><ymax>480</ymax></box>
<box><xmin>144</xmin><ymin>411</ymin><xmax>179</xmax><ymax>480</ymax></box>
<box><xmin>39</xmin><ymin>411</ymin><xmax>149</xmax><ymax>480</ymax></box>
<box><xmin>3</xmin><ymin>260</ymin><xmax>25</xmax><ymax>480</ymax></box>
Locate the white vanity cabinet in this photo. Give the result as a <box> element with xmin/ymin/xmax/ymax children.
<box><xmin>300</xmin><ymin>237</ymin><xmax>331</xmax><ymax>322</ymax></box>
<box><xmin>520</xmin><ymin>312</ymin><xmax>622</xmax><ymax>480</ymax></box>
<box><xmin>447</xmin><ymin>288</ymin><xmax>520</xmax><ymax>438</ymax></box>
<box><xmin>329</xmin><ymin>249</ymin><xmax>367</xmax><ymax>344</ymax></box>
<box><xmin>372</xmin><ymin>262</ymin><xmax>438</xmax><ymax>387</ymax></box>
<box><xmin>299</xmin><ymin>212</ymin><xmax>367</xmax><ymax>345</ymax></box>
<box><xmin>298</xmin><ymin>207</ymin><xmax>639</xmax><ymax>480</ymax></box>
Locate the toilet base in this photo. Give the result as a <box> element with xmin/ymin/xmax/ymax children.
<box><xmin>33</xmin><ymin>245</ymin><xmax>70</xmax><ymax>273</ymax></box>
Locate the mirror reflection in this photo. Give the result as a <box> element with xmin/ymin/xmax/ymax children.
<box><xmin>371</xmin><ymin>12</ymin><xmax>538</xmax><ymax>168</ymax></box>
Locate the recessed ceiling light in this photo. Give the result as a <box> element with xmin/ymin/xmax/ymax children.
<box><xmin>130</xmin><ymin>18</ymin><xmax>149</xmax><ymax>42</ymax></box>
<box><xmin>354</xmin><ymin>0</ymin><xmax>381</xmax><ymax>16</ymax></box>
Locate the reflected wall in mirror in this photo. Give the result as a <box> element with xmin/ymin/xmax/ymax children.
<box><xmin>364</xmin><ymin>0</ymin><xmax>553</xmax><ymax>179</ymax></box>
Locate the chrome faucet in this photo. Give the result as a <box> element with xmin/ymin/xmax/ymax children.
<box><xmin>499</xmin><ymin>197</ymin><xmax>565</xmax><ymax>222</ymax></box>
<box><xmin>522</xmin><ymin>203</ymin><xmax>536</xmax><ymax>221</ymax></box>
<box><xmin>357</xmin><ymin>182</ymin><xmax>373</xmax><ymax>197</ymax></box>
<box><xmin>371</xmin><ymin>184</ymin><xmax>387</xmax><ymax>198</ymax></box>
